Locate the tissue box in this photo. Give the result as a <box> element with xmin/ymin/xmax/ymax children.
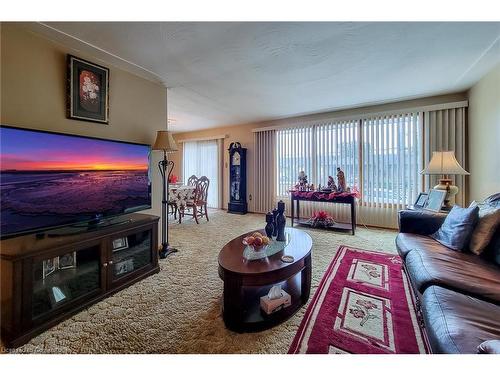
<box><xmin>260</xmin><ymin>289</ymin><xmax>291</xmax><ymax>315</ymax></box>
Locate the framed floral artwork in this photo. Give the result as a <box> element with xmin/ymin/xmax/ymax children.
<box><xmin>67</xmin><ymin>55</ymin><xmax>109</xmax><ymax>124</ymax></box>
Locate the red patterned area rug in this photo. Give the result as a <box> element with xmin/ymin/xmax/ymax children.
<box><xmin>289</xmin><ymin>246</ymin><xmax>428</xmax><ymax>354</ymax></box>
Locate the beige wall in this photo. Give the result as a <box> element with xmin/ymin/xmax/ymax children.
<box><xmin>468</xmin><ymin>63</ymin><xmax>500</xmax><ymax>201</ymax></box>
<box><xmin>172</xmin><ymin>92</ymin><xmax>468</xmax><ymax>212</ymax></box>
<box><xmin>171</xmin><ymin>123</ymin><xmax>258</xmax><ymax>211</ymax></box>
<box><xmin>1</xmin><ymin>23</ymin><xmax>167</xmax><ymax>221</ymax></box>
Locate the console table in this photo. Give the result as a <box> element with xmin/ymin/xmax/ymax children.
<box><xmin>0</xmin><ymin>213</ymin><xmax>159</xmax><ymax>348</ymax></box>
<box><xmin>290</xmin><ymin>190</ymin><xmax>357</xmax><ymax>235</ymax></box>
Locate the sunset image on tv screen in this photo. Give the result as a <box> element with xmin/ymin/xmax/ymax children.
<box><xmin>0</xmin><ymin>126</ymin><xmax>151</xmax><ymax>236</ymax></box>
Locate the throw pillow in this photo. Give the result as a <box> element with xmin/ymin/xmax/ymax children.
<box><xmin>430</xmin><ymin>205</ymin><xmax>479</xmax><ymax>251</ymax></box>
<box><xmin>468</xmin><ymin>201</ymin><xmax>500</xmax><ymax>255</ymax></box>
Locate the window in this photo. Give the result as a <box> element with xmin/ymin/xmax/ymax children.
<box><xmin>362</xmin><ymin>113</ymin><xmax>422</xmax><ymax>206</ymax></box>
<box><xmin>276</xmin><ymin>121</ymin><xmax>359</xmax><ymax>197</ymax></box>
<box><xmin>183</xmin><ymin>140</ymin><xmax>220</xmax><ymax>208</ymax></box>
<box><xmin>276</xmin><ymin>113</ymin><xmax>422</xmax><ymax>206</ymax></box>
<box><xmin>276</xmin><ymin>127</ymin><xmax>313</xmax><ymax>197</ymax></box>
<box><xmin>316</xmin><ymin>120</ymin><xmax>360</xmax><ymax>193</ymax></box>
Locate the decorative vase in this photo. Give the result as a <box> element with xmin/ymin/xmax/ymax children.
<box><xmin>272</xmin><ymin>208</ymin><xmax>279</xmax><ymax>237</ymax></box>
<box><xmin>265</xmin><ymin>212</ymin><xmax>274</xmax><ymax>238</ymax></box>
<box><xmin>276</xmin><ymin>200</ymin><xmax>286</xmax><ymax>242</ymax></box>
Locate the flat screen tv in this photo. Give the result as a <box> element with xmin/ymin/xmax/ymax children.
<box><xmin>0</xmin><ymin>125</ymin><xmax>151</xmax><ymax>238</ymax></box>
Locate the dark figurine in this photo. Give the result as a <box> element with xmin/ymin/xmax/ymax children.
<box><xmin>265</xmin><ymin>212</ymin><xmax>274</xmax><ymax>238</ymax></box>
<box><xmin>276</xmin><ymin>200</ymin><xmax>287</xmax><ymax>242</ymax></box>
<box><xmin>327</xmin><ymin>175</ymin><xmax>337</xmax><ymax>191</ymax></box>
<box><xmin>272</xmin><ymin>208</ymin><xmax>279</xmax><ymax>237</ymax></box>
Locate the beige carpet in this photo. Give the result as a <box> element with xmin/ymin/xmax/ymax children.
<box><xmin>7</xmin><ymin>210</ymin><xmax>398</xmax><ymax>354</ymax></box>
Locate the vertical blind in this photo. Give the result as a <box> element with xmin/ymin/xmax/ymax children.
<box><xmin>276</xmin><ymin>121</ymin><xmax>359</xmax><ymax>197</ymax></box>
<box><xmin>273</xmin><ymin>112</ymin><xmax>423</xmax><ymax>228</ymax></box>
<box><xmin>276</xmin><ymin>126</ymin><xmax>314</xmax><ymax>197</ymax></box>
<box><xmin>253</xmin><ymin>104</ymin><xmax>467</xmax><ymax>229</ymax></box>
<box><xmin>360</xmin><ymin>112</ymin><xmax>422</xmax><ymax>227</ymax></box>
<box><xmin>361</xmin><ymin>112</ymin><xmax>421</xmax><ymax>206</ymax></box>
<box><xmin>183</xmin><ymin>140</ymin><xmax>220</xmax><ymax>208</ymax></box>
<box><xmin>275</xmin><ymin>120</ymin><xmax>360</xmax><ymax>223</ymax></box>
<box><xmin>423</xmin><ymin>107</ymin><xmax>467</xmax><ymax>206</ymax></box>
<box><xmin>254</xmin><ymin>130</ymin><xmax>277</xmax><ymax>213</ymax></box>
<box><xmin>316</xmin><ymin>120</ymin><xmax>360</xmax><ymax>192</ymax></box>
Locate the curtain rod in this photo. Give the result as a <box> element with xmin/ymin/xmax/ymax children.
<box><xmin>252</xmin><ymin>100</ymin><xmax>468</xmax><ymax>132</ymax></box>
<box><xmin>176</xmin><ymin>134</ymin><xmax>227</xmax><ymax>143</ymax></box>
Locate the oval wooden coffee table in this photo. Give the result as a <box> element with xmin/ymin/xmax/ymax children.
<box><xmin>218</xmin><ymin>227</ymin><xmax>312</xmax><ymax>332</ymax></box>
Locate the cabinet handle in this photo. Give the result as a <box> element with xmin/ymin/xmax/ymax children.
<box><xmin>109</xmin><ymin>260</ymin><xmax>113</xmax><ymax>265</ymax></box>
<box><xmin>103</xmin><ymin>262</ymin><xmax>108</xmax><ymax>267</ymax></box>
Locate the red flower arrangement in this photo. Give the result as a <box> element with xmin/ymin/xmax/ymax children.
<box><xmin>307</xmin><ymin>210</ymin><xmax>335</xmax><ymax>228</ymax></box>
<box><xmin>168</xmin><ymin>174</ymin><xmax>178</xmax><ymax>183</ymax></box>
<box><xmin>351</xmin><ymin>185</ymin><xmax>361</xmax><ymax>199</ymax></box>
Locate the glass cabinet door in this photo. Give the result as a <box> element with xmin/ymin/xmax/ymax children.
<box><xmin>32</xmin><ymin>245</ymin><xmax>101</xmax><ymax>319</ymax></box>
<box><xmin>110</xmin><ymin>229</ymin><xmax>152</xmax><ymax>282</ymax></box>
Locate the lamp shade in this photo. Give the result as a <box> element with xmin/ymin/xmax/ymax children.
<box><xmin>421</xmin><ymin>151</ymin><xmax>469</xmax><ymax>175</ymax></box>
<box><xmin>152</xmin><ymin>130</ymin><xmax>178</xmax><ymax>152</ymax></box>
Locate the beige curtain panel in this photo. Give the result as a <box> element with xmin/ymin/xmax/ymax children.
<box><xmin>423</xmin><ymin>107</ymin><xmax>468</xmax><ymax>206</ymax></box>
<box><xmin>253</xmin><ymin>130</ymin><xmax>277</xmax><ymax>213</ymax></box>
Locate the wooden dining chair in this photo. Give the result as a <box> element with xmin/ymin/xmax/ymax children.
<box><xmin>196</xmin><ymin>176</ymin><xmax>210</xmax><ymax>222</ymax></box>
<box><xmin>181</xmin><ymin>175</ymin><xmax>199</xmax><ymax>216</ymax></box>
<box><xmin>168</xmin><ymin>187</ymin><xmax>179</xmax><ymax>219</ymax></box>
<box><xmin>187</xmin><ymin>175</ymin><xmax>198</xmax><ymax>187</ymax></box>
<box><xmin>180</xmin><ymin>176</ymin><xmax>210</xmax><ymax>224</ymax></box>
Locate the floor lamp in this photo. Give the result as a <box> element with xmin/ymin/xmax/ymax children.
<box><xmin>153</xmin><ymin>130</ymin><xmax>179</xmax><ymax>259</ymax></box>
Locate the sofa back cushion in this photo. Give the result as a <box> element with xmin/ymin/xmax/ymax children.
<box><xmin>473</xmin><ymin>193</ymin><xmax>500</xmax><ymax>264</ymax></box>
<box><xmin>430</xmin><ymin>205</ymin><xmax>479</xmax><ymax>251</ymax></box>
<box><xmin>482</xmin><ymin>226</ymin><xmax>500</xmax><ymax>266</ymax></box>
<box><xmin>469</xmin><ymin>201</ymin><xmax>500</xmax><ymax>255</ymax></box>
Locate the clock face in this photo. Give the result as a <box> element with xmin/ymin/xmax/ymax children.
<box><xmin>232</xmin><ymin>151</ymin><xmax>241</xmax><ymax>166</ymax></box>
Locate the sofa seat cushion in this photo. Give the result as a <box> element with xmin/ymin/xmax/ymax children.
<box><xmin>395</xmin><ymin>233</ymin><xmax>448</xmax><ymax>260</ymax></box>
<box><xmin>405</xmin><ymin>246</ymin><xmax>500</xmax><ymax>303</ymax></box>
<box><xmin>421</xmin><ymin>286</ymin><xmax>500</xmax><ymax>354</ymax></box>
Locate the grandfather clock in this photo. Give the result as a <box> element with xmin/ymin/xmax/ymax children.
<box><xmin>228</xmin><ymin>142</ymin><xmax>248</xmax><ymax>214</ymax></box>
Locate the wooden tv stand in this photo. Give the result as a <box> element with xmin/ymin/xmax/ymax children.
<box><xmin>0</xmin><ymin>213</ymin><xmax>159</xmax><ymax>348</ymax></box>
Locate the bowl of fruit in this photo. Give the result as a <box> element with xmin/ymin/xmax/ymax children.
<box><xmin>243</xmin><ymin>231</ymin><xmax>270</xmax><ymax>249</ymax></box>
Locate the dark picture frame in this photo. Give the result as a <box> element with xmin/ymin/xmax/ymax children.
<box><xmin>425</xmin><ymin>189</ymin><xmax>447</xmax><ymax>212</ymax></box>
<box><xmin>58</xmin><ymin>252</ymin><xmax>77</xmax><ymax>270</ymax></box>
<box><xmin>112</xmin><ymin>237</ymin><xmax>129</xmax><ymax>252</ymax></box>
<box><xmin>42</xmin><ymin>257</ymin><xmax>59</xmax><ymax>279</ymax></box>
<box><xmin>67</xmin><ymin>55</ymin><xmax>109</xmax><ymax>124</ymax></box>
<box><xmin>114</xmin><ymin>258</ymin><xmax>134</xmax><ymax>276</ymax></box>
<box><xmin>414</xmin><ymin>192</ymin><xmax>428</xmax><ymax>208</ymax></box>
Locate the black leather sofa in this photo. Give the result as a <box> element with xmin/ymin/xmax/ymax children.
<box><xmin>396</xmin><ymin>194</ymin><xmax>500</xmax><ymax>354</ymax></box>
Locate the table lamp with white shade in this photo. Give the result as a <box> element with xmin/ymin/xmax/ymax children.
<box><xmin>421</xmin><ymin>151</ymin><xmax>470</xmax><ymax>209</ymax></box>
<box><xmin>152</xmin><ymin>130</ymin><xmax>179</xmax><ymax>258</ymax></box>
